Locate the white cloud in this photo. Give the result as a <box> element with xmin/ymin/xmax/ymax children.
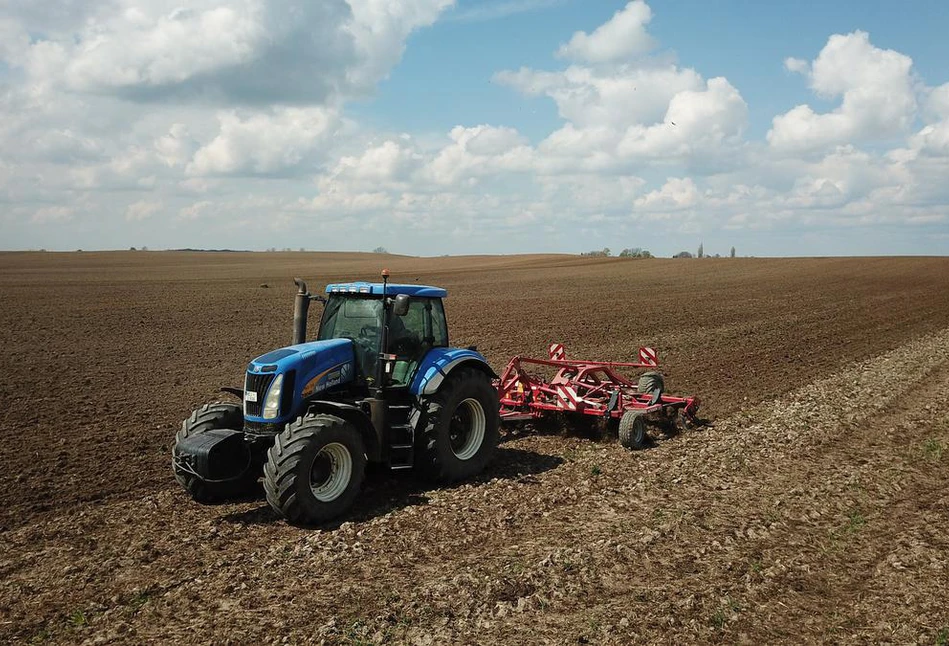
<box><xmin>634</xmin><ymin>177</ymin><xmax>699</xmax><ymax>210</ymax></box>
<box><xmin>617</xmin><ymin>77</ymin><xmax>748</xmax><ymax>159</ymax></box>
<box><xmin>496</xmin><ymin>64</ymin><xmax>703</xmax><ymax>129</ymax></box>
<box><xmin>179</xmin><ymin>200</ymin><xmax>213</xmax><ymax>220</ymax></box>
<box><xmin>15</xmin><ymin>0</ymin><xmax>453</xmax><ymax>105</ymax></box>
<box><xmin>31</xmin><ymin>206</ymin><xmax>74</xmax><ymax>223</ymax></box>
<box><xmin>492</xmin><ymin>2</ymin><xmax>747</xmax><ymax>177</ymax></box>
<box><xmin>424</xmin><ymin>125</ymin><xmax>533</xmax><ymax>185</ymax></box>
<box><xmin>924</xmin><ymin>82</ymin><xmax>949</xmax><ymax>121</ymax></box>
<box><xmin>155</xmin><ymin>124</ymin><xmax>198</xmax><ymax>168</ymax></box>
<box><xmin>338</xmin><ymin>0</ymin><xmax>454</xmax><ymax>95</ymax></box>
<box><xmin>909</xmin><ymin>121</ymin><xmax>949</xmax><ymax>157</ymax></box>
<box><xmin>324</xmin><ymin>140</ymin><xmax>423</xmax><ymax>187</ymax></box>
<box><xmin>768</xmin><ymin>31</ymin><xmax>917</xmax><ymax>152</ymax></box>
<box><xmin>125</xmin><ymin>200</ymin><xmax>162</xmax><ymax>221</ymax></box>
<box><xmin>784</xmin><ymin>57</ymin><xmax>809</xmax><ymax>74</ymax></box>
<box><xmin>187</xmin><ymin>107</ymin><xmax>340</xmax><ymax>176</ymax></box>
<box><xmin>64</xmin><ymin>4</ymin><xmax>265</xmax><ymax>92</ymax></box>
<box><xmin>557</xmin><ymin>1</ymin><xmax>656</xmax><ymax>63</ymax></box>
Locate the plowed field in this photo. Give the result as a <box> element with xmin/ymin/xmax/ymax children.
<box><xmin>1</xmin><ymin>251</ymin><xmax>948</xmax><ymax>644</ymax></box>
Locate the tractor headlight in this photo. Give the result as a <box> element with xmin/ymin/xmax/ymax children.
<box><xmin>262</xmin><ymin>373</ymin><xmax>284</xmax><ymax>420</ymax></box>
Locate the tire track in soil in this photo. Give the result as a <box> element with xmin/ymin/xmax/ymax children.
<box><xmin>2</xmin><ymin>328</ymin><xmax>948</xmax><ymax>644</ymax></box>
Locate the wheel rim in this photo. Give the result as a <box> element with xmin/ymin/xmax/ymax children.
<box><xmin>309</xmin><ymin>442</ymin><xmax>352</xmax><ymax>502</ymax></box>
<box><xmin>635</xmin><ymin>417</ymin><xmax>646</xmax><ymax>443</ymax></box>
<box><xmin>449</xmin><ymin>398</ymin><xmax>486</xmax><ymax>460</ymax></box>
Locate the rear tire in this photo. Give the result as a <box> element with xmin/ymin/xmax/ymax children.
<box><xmin>618</xmin><ymin>411</ymin><xmax>648</xmax><ymax>450</ymax></box>
<box><xmin>263</xmin><ymin>414</ymin><xmax>366</xmax><ymax>525</ymax></box>
<box><xmin>417</xmin><ymin>368</ymin><xmax>500</xmax><ymax>482</ymax></box>
<box><xmin>172</xmin><ymin>403</ymin><xmax>258</xmax><ymax>503</ymax></box>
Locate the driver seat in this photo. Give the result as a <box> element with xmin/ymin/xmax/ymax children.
<box><xmin>389</xmin><ymin>315</ymin><xmax>422</xmax><ymax>386</ymax></box>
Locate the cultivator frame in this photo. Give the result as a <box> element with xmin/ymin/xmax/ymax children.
<box><xmin>496</xmin><ymin>344</ymin><xmax>700</xmax><ymax>429</ymax></box>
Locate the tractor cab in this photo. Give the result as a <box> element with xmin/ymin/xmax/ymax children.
<box><xmin>318</xmin><ymin>282</ymin><xmax>450</xmax><ymax>388</ymax></box>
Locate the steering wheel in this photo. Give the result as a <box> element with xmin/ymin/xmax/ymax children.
<box><xmin>390</xmin><ymin>334</ymin><xmax>421</xmax><ymax>357</ymax></box>
<box><xmin>340</xmin><ymin>333</ymin><xmax>373</xmax><ymax>355</ymax></box>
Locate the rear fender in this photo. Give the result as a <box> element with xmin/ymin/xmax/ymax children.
<box><xmin>410</xmin><ymin>347</ymin><xmax>497</xmax><ymax>396</ymax></box>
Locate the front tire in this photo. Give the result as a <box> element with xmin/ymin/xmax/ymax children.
<box><xmin>263</xmin><ymin>414</ymin><xmax>366</xmax><ymax>525</ymax></box>
<box><xmin>417</xmin><ymin>367</ymin><xmax>500</xmax><ymax>482</ymax></box>
<box><xmin>172</xmin><ymin>403</ymin><xmax>258</xmax><ymax>503</ymax></box>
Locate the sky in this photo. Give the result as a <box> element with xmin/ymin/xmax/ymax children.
<box><xmin>2</xmin><ymin>0</ymin><xmax>948</xmax><ymax>257</ymax></box>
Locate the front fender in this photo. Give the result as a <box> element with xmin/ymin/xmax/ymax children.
<box><xmin>305</xmin><ymin>400</ymin><xmax>381</xmax><ymax>462</ymax></box>
<box><xmin>410</xmin><ymin>347</ymin><xmax>496</xmax><ymax>396</ymax></box>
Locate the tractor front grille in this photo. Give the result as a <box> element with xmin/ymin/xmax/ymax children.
<box><xmin>244</xmin><ymin>372</ymin><xmax>276</xmax><ymax>418</ymax></box>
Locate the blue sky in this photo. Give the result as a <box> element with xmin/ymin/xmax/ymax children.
<box><xmin>361</xmin><ymin>0</ymin><xmax>949</xmax><ymax>141</ymax></box>
<box><xmin>2</xmin><ymin>0</ymin><xmax>948</xmax><ymax>256</ymax></box>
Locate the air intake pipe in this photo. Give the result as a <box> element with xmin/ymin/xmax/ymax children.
<box><xmin>292</xmin><ymin>277</ymin><xmax>309</xmax><ymax>345</ymax></box>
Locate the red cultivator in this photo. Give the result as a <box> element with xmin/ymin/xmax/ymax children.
<box><xmin>495</xmin><ymin>343</ymin><xmax>701</xmax><ymax>450</ymax></box>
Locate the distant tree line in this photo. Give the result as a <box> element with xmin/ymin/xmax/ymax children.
<box><xmin>580</xmin><ymin>247</ymin><xmax>612</xmax><ymax>257</ymax></box>
<box><xmin>673</xmin><ymin>244</ymin><xmax>738</xmax><ymax>258</ymax></box>
<box><xmin>580</xmin><ymin>243</ymin><xmax>739</xmax><ymax>259</ymax></box>
<box><xmin>580</xmin><ymin>247</ymin><xmax>654</xmax><ymax>258</ymax></box>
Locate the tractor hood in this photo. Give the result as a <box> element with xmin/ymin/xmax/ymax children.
<box><xmin>244</xmin><ymin>338</ymin><xmax>356</xmax><ymax>423</ymax></box>
<box><xmin>248</xmin><ymin>338</ymin><xmax>352</xmax><ymax>374</ymax></box>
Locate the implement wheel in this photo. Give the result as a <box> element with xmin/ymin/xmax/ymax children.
<box><xmin>263</xmin><ymin>414</ymin><xmax>366</xmax><ymax>525</ymax></box>
<box><xmin>172</xmin><ymin>403</ymin><xmax>258</xmax><ymax>503</ymax></box>
<box><xmin>618</xmin><ymin>411</ymin><xmax>648</xmax><ymax>451</ymax></box>
<box><xmin>637</xmin><ymin>371</ymin><xmax>664</xmax><ymax>394</ymax></box>
<box><xmin>417</xmin><ymin>367</ymin><xmax>500</xmax><ymax>482</ymax></box>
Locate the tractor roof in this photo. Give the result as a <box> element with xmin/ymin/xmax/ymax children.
<box><xmin>324</xmin><ymin>282</ymin><xmax>447</xmax><ymax>298</ymax></box>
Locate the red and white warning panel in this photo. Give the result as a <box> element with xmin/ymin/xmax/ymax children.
<box><xmin>638</xmin><ymin>346</ymin><xmax>658</xmax><ymax>366</ymax></box>
<box><xmin>555</xmin><ymin>384</ymin><xmax>580</xmax><ymax>411</ymax></box>
<box><xmin>548</xmin><ymin>343</ymin><xmax>566</xmax><ymax>361</ymax></box>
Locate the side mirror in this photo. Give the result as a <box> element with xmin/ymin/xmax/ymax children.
<box><xmin>392</xmin><ymin>293</ymin><xmax>410</xmax><ymax>317</ymax></box>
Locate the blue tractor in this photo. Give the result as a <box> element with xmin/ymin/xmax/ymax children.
<box><xmin>172</xmin><ymin>271</ymin><xmax>500</xmax><ymax>524</ymax></box>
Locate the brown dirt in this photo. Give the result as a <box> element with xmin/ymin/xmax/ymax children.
<box><xmin>0</xmin><ymin>251</ymin><xmax>948</xmax><ymax>644</ymax></box>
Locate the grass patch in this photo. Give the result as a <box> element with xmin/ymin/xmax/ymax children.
<box><xmin>826</xmin><ymin>507</ymin><xmax>868</xmax><ymax>551</ymax></box>
<box><xmin>845</xmin><ymin>509</ymin><xmax>867</xmax><ymax>535</ymax></box>
<box><xmin>922</xmin><ymin>438</ymin><xmax>944</xmax><ymax>460</ymax></box>
<box><xmin>936</xmin><ymin>626</ymin><xmax>949</xmax><ymax>646</ymax></box>
<box><xmin>710</xmin><ymin>597</ymin><xmax>740</xmax><ymax>631</ymax></box>
<box><xmin>128</xmin><ymin>589</ymin><xmax>153</xmax><ymax>612</ymax></box>
<box><xmin>590</xmin><ymin>464</ymin><xmax>602</xmax><ymax>476</ymax></box>
<box><xmin>68</xmin><ymin>610</ymin><xmax>88</xmax><ymax>628</ymax></box>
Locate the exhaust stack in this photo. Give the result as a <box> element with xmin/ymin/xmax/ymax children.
<box><xmin>292</xmin><ymin>277</ymin><xmax>309</xmax><ymax>345</ymax></box>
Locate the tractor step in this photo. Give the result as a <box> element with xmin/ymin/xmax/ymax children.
<box><xmin>388</xmin><ymin>421</ymin><xmax>415</xmax><ymax>469</ymax></box>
